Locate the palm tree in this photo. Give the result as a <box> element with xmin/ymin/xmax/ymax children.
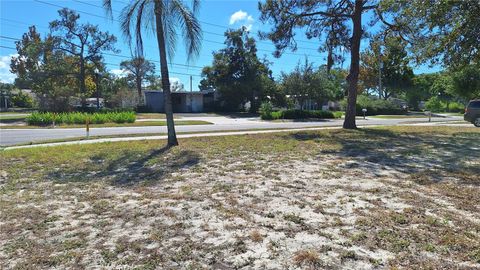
<box><xmin>103</xmin><ymin>0</ymin><xmax>202</xmax><ymax>146</ymax></box>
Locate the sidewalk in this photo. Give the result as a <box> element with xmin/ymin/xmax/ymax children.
<box><xmin>2</xmin><ymin>125</ymin><xmax>348</xmax><ymax>150</ymax></box>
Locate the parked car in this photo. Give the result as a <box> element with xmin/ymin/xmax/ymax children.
<box><xmin>464</xmin><ymin>100</ymin><xmax>480</xmax><ymax>127</ymax></box>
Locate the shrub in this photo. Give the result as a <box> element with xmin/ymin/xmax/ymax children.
<box><xmin>11</xmin><ymin>91</ymin><xmax>34</xmax><ymax>108</ymax></box>
<box><xmin>341</xmin><ymin>95</ymin><xmax>405</xmax><ymax>116</ymax></box>
<box><xmin>26</xmin><ymin>111</ymin><xmax>136</xmax><ymax>126</ymax></box>
<box><xmin>447</xmin><ymin>102</ymin><xmax>464</xmax><ymax>113</ymax></box>
<box><xmin>332</xmin><ymin>111</ymin><xmax>344</xmax><ymax>118</ymax></box>
<box><xmin>260</xmin><ymin>102</ymin><xmax>274</xmax><ymax>120</ymax></box>
<box><xmin>26</xmin><ymin>112</ymin><xmax>54</xmax><ymax>125</ymax></box>
<box><xmin>425</xmin><ymin>96</ymin><xmax>443</xmax><ymax>112</ymax></box>
<box><xmin>261</xmin><ymin>109</ymin><xmax>339</xmax><ymax>120</ymax></box>
<box><xmin>271</xmin><ymin>111</ymin><xmax>283</xmax><ymax>120</ymax></box>
<box><xmin>282</xmin><ymin>109</ymin><xmax>335</xmax><ymax>119</ymax></box>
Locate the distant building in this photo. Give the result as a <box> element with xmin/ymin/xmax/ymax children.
<box><xmin>286</xmin><ymin>95</ymin><xmax>340</xmax><ymax>111</ymax></box>
<box><xmin>144</xmin><ymin>90</ymin><xmax>206</xmax><ymax>113</ymax></box>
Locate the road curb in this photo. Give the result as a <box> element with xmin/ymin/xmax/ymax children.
<box><xmin>2</xmin><ymin>126</ymin><xmax>353</xmax><ymax>150</ymax></box>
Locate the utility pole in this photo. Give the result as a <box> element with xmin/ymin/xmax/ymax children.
<box><xmin>190</xmin><ymin>75</ymin><xmax>192</xmax><ymax>92</ymax></box>
<box><xmin>378</xmin><ymin>59</ymin><xmax>383</xmax><ymax>99</ymax></box>
<box><xmin>94</xmin><ymin>68</ymin><xmax>100</xmax><ymax>110</ymax></box>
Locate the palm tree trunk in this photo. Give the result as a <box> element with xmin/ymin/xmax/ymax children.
<box><xmin>136</xmin><ymin>75</ymin><xmax>143</xmax><ymax>105</ymax></box>
<box><xmin>343</xmin><ymin>0</ymin><xmax>363</xmax><ymax>129</ymax></box>
<box><xmin>154</xmin><ymin>1</ymin><xmax>178</xmax><ymax>146</ymax></box>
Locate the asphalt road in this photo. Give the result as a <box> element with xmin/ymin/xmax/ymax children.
<box><xmin>0</xmin><ymin>115</ymin><xmax>464</xmax><ymax>146</ymax></box>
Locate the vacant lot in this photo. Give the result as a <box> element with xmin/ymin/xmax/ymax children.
<box><xmin>1</xmin><ymin>126</ymin><xmax>479</xmax><ymax>269</ymax></box>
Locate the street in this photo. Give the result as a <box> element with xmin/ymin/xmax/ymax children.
<box><xmin>0</xmin><ymin>115</ymin><xmax>465</xmax><ymax>146</ymax></box>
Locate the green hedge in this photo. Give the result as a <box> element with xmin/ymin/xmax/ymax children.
<box><xmin>261</xmin><ymin>109</ymin><xmax>341</xmax><ymax>120</ymax></box>
<box><xmin>425</xmin><ymin>97</ymin><xmax>465</xmax><ymax>113</ymax></box>
<box><xmin>26</xmin><ymin>111</ymin><xmax>136</xmax><ymax>126</ymax></box>
<box><xmin>341</xmin><ymin>95</ymin><xmax>405</xmax><ymax>116</ymax></box>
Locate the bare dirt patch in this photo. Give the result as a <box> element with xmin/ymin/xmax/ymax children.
<box><xmin>1</xmin><ymin>126</ymin><xmax>479</xmax><ymax>269</ymax></box>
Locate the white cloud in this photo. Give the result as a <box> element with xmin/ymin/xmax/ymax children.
<box><xmin>229</xmin><ymin>10</ymin><xmax>254</xmax><ymax>31</ymax></box>
<box><xmin>169</xmin><ymin>77</ymin><xmax>180</xmax><ymax>83</ymax></box>
<box><xmin>110</xmin><ymin>69</ymin><xmax>128</xmax><ymax>78</ymax></box>
<box><xmin>0</xmin><ymin>54</ymin><xmax>18</xmax><ymax>84</ymax></box>
<box><xmin>229</xmin><ymin>10</ymin><xmax>248</xmax><ymax>25</ymax></box>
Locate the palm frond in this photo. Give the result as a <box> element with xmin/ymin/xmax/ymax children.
<box><xmin>163</xmin><ymin>14</ymin><xmax>178</xmax><ymax>61</ymax></box>
<box><xmin>120</xmin><ymin>0</ymin><xmax>150</xmax><ymax>57</ymax></box>
<box><xmin>102</xmin><ymin>0</ymin><xmax>113</xmax><ymax>17</ymax></box>
<box><xmin>192</xmin><ymin>0</ymin><xmax>200</xmax><ymax>14</ymax></box>
<box><xmin>171</xmin><ymin>0</ymin><xmax>202</xmax><ymax>61</ymax></box>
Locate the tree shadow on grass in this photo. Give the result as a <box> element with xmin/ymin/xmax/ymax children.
<box><xmin>48</xmin><ymin>145</ymin><xmax>201</xmax><ymax>186</ymax></box>
<box><xmin>286</xmin><ymin>128</ymin><xmax>480</xmax><ymax>185</ymax></box>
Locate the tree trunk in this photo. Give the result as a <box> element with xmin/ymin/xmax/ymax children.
<box><xmin>136</xmin><ymin>75</ymin><xmax>143</xmax><ymax>105</ymax></box>
<box><xmin>343</xmin><ymin>0</ymin><xmax>363</xmax><ymax>129</ymax></box>
<box><xmin>154</xmin><ymin>0</ymin><xmax>178</xmax><ymax>146</ymax></box>
<box><xmin>327</xmin><ymin>46</ymin><xmax>333</xmax><ymax>74</ymax></box>
<box><xmin>79</xmin><ymin>56</ymin><xmax>87</xmax><ymax>108</ymax></box>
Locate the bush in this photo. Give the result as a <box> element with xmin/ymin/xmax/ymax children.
<box><xmin>332</xmin><ymin>111</ymin><xmax>344</xmax><ymax>118</ymax></box>
<box><xmin>261</xmin><ymin>109</ymin><xmax>340</xmax><ymax>120</ymax></box>
<box><xmin>447</xmin><ymin>101</ymin><xmax>465</xmax><ymax>113</ymax></box>
<box><xmin>341</xmin><ymin>95</ymin><xmax>405</xmax><ymax>116</ymax></box>
<box><xmin>282</xmin><ymin>109</ymin><xmax>334</xmax><ymax>119</ymax></box>
<box><xmin>260</xmin><ymin>102</ymin><xmax>274</xmax><ymax>120</ymax></box>
<box><xmin>425</xmin><ymin>96</ymin><xmax>443</xmax><ymax>112</ymax></box>
<box><xmin>11</xmin><ymin>91</ymin><xmax>34</xmax><ymax>108</ymax></box>
<box><xmin>26</xmin><ymin>111</ymin><xmax>136</xmax><ymax>126</ymax></box>
<box><xmin>424</xmin><ymin>97</ymin><xmax>464</xmax><ymax>113</ymax></box>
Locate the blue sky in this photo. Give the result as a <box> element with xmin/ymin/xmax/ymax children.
<box><xmin>0</xmin><ymin>0</ymin><xmax>442</xmax><ymax>89</ymax></box>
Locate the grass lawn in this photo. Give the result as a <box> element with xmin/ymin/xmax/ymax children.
<box><xmin>370</xmin><ymin>115</ymin><xmax>436</xmax><ymax>119</ymax></box>
<box><xmin>0</xmin><ymin>114</ymin><xmax>28</xmax><ymax>124</ymax></box>
<box><xmin>0</xmin><ymin>120</ymin><xmax>212</xmax><ymax>129</ymax></box>
<box><xmin>136</xmin><ymin>113</ymin><xmax>182</xmax><ymax>120</ymax></box>
<box><xmin>0</xmin><ymin>126</ymin><xmax>479</xmax><ymax>269</ymax></box>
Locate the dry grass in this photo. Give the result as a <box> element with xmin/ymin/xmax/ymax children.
<box><xmin>0</xmin><ymin>126</ymin><xmax>479</xmax><ymax>269</ymax></box>
<box><xmin>293</xmin><ymin>249</ymin><xmax>322</xmax><ymax>268</ymax></box>
<box><xmin>249</xmin><ymin>230</ymin><xmax>264</xmax><ymax>243</ymax></box>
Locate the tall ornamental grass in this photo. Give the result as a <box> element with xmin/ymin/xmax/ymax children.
<box><xmin>26</xmin><ymin>111</ymin><xmax>136</xmax><ymax>126</ymax></box>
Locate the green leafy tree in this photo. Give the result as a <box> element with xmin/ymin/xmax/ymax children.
<box><xmin>280</xmin><ymin>59</ymin><xmax>344</xmax><ymax>109</ymax></box>
<box><xmin>360</xmin><ymin>35</ymin><xmax>414</xmax><ymax>100</ymax></box>
<box><xmin>381</xmin><ymin>1</ymin><xmax>480</xmax><ymax>68</ymax></box>
<box><xmin>259</xmin><ymin>0</ymin><xmax>399</xmax><ymax>129</ymax></box>
<box><xmin>408</xmin><ymin>73</ymin><xmax>437</xmax><ymax>110</ymax></box>
<box><xmin>120</xmin><ymin>56</ymin><xmax>155</xmax><ymax>105</ymax></box>
<box><xmin>199</xmin><ymin>28</ymin><xmax>274</xmax><ymax>112</ymax></box>
<box><xmin>430</xmin><ymin>72</ymin><xmax>455</xmax><ymax>111</ymax></box>
<box><xmin>10</xmin><ymin>91</ymin><xmax>34</xmax><ymax>108</ymax></box>
<box><xmin>451</xmin><ymin>64</ymin><xmax>480</xmax><ymax>101</ymax></box>
<box><xmin>10</xmin><ymin>26</ymin><xmax>80</xmax><ymax>111</ymax></box>
<box><xmin>50</xmin><ymin>8</ymin><xmax>117</xmax><ymax>108</ymax></box>
<box><xmin>104</xmin><ymin>0</ymin><xmax>202</xmax><ymax>147</ymax></box>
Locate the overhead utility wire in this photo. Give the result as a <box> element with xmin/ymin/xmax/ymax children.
<box><xmin>33</xmin><ymin>0</ymin><xmax>326</xmax><ymax>59</ymax></box>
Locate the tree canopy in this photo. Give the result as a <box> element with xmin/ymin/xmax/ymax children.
<box><xmin>360</xmin><ymin>35</ymin><xmax>414</xmax><ymax>100</ymax></box>
<box><xmin>199</xmin><ymin>27</ymin><xmax>275</xmax><ymax>112</ymax></box>
<box><xmin>50</xmin><ymin>8</ymin><xmax>117</xmax><ymax>106</ymax></box>
<box><xmin>280</xmin><ymin>58</ymin><xmax>345</xmax><ymax>109</ymax></box>
<box><xmin>120</xmin><ymin>56</ymin><xmax>155</xmax><ymax>104</ymax></box>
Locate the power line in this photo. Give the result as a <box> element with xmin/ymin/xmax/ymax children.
<box><xmin>33</xmin><ymin>0</ymin><xmax>326</xmax><ymax>58</ymax></box>
<box><xmin>0</xmin><ymin>18</ymin><xmax>49</xmax><ymax>30</ymax></box>
<box><xmin>0</xmin><ymin>45</ymin><xmax>17</xmax><ymax>50</ymax></box>
<box><xmin>0</xmin><ymin>35</ymin><xmax>204</xmax><ymax>70</ymax></box>
<box><xmin>2</xmin><ymin>18</ymin><xmax>328</xmax><ymax>66</ymax></box>
<box><xmin>72</xmin><ymin>0</ymin><xmax>321</xmax><ymax>51</ymax></box>
<box><xmin>112</xmin><ymin>0</ymin><xmax>321</xmax><ymax>46</ymax></box>
<box><xmin>34</xmin><ymin>0</ymin><xmax>121</xmax><ymax>22</ymax></box>
<box><xmin>0</xmin><ymin>39</ymin><xmax>202</xmax><ymax>78</ymax></box>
